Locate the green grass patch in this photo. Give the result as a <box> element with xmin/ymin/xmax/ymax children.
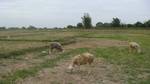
<box><xmin>94</xmin><ymin>47</ymin><xmax>150</xmax><ymax>84</ymax></box>
<box><xmin>0</xmin><ymin>37</ymin><xmax>76</xmax><ymax>59</ymax></box>
<box><xmin>0</xmin><ymin>46</ymin><xmax>48</xmax><ymax>59</ymax></box>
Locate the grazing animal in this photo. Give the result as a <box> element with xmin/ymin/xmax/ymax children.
<box><xmin>49</xmin><ymin>42</ymin><xmax>63</xmax><ymax>54</ymax></box>
<box><xmin>68</xmin><ymin>52</ymin><xmax>94</xmax><ymax>71</ymax></box>
<box><xmin>129</xmin><ymin>42</ymin><xmax>141</xmax><ymax>53</ymax></box>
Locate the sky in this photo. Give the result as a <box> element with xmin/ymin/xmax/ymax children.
<box><xmin>0</xmin><ymin>0</ymin><xmax>150</xmax><ymax>28</ymax></box>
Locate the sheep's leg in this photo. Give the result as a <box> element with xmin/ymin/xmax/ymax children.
<box><xmin>133</xmin><ymin>48</ymin><xmax>136</xmax><ymax>53</ymax></box>
<box><xmin>50</xmin><ymin>48</ymin><xmax>54</xmax><ymax>54</ymax></box>
<box><xmin>87</xmin><ymin>69</ymin><xmax>91</xmax><ymax>75</ymax></box>
<box><xmin>49</xmin><ymin>48</ymin><xmax>51</xmax><ymax>55</ymax></box>
<box><xmin>78</xmin><ymin>65</ymin><xmax>80</xmax><ymax>71</ymax></box>
<box><xmin>48</xmin><ymin>47</ymin><xmax>51</xmax><ymax>55</ymax></box>
<box><xmin>129</xmin><ymin>47</ymin><xmax>132</xmax><ymax>53</ymax></box>
<box><xmin>86</xmin><ymin>64</ymin><xmax>91</xmax><ymax>75</ymax></box>
<box><xmin>87</xmin><ymin>63</ymin><xmax>93</xmax><ymax>75</ymax></box>
<box><xmin>78</xmin><ymin>65</ymin><xmax>81</xmax><ymax>73</ymax></box>
<box><xmin>137</xmin><ymin>47</ymin><xmax>141</xmax><ymax>53</ymax></box>
<box><xmin>135</xmin><ymin>48</ymin><xmax>138</xmax><ymax>53</ymax></box>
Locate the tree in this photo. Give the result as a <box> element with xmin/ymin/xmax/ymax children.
<box><xmin>27</xmin><ymin>25</ymin><xmax>36</xmax><ymax>29</ymax></box>
<box><xmin>21</xmin><ymin>26</ymin><xmax>26</xmax><ymax>29</ymax></box>
<box><xmin>103</xmin><ymin>23</ymin><xmax>111</xmax><ymax>27</ymax></box>
<box><xmin>120</xmin><ymin>23</ymin><xmax>127</xmax><ymax>28</ymax></box>
<box><xmin>96</xmin><ymin>22</ymin><xmax>103</xmax><ymax>27</ymax></box>
<box><xmin>134</xmin><ymin>21</ymin><xmax>143</xmax><ymax>27</ymax></box>
<box><xmin>127</xmin><ymin>24</ymin><xmax>134</xmax><ymax>27</ymax></box>
<box><xmin>0</xmin><ymin>26</ymin><xmax>6</xmax><ymax>30</ymax></box>
<box><xmin>43</xmin><ymin>27</ymin><xmax>48</xmax><ymax>29</ymax></box>
<box><xmin>9</xmin><ymin>27</ymin><xmax>19</xmax><ymax>29</ymax></box>
<box><xmin>111</xmin><ymin>18</ymin><xmax>121</xmax><ymax>27</ymax></box>
<box><xmin>67</xmin><ymin>25</ymin><xmax>75</xmax><ymax>28</ymax></box>
<box><xmin>144</xmin><ymin>20</ymin><xmax>150</xmax><ymax>27</ymax></box>
<box><xmin>82</xmin><ymin>13</ymin><xmax>92</xmax><ymax>29</ymax></box>
<box><xmin>77</xmin><ymin>23</ymin><xmax>83</xmax><ymax>28</ymax></box>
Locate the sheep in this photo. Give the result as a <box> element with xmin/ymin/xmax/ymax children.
<box><xmin>49</xmin><ymin>42</ymin><xmax>63</xmax><ymax>54</ymax></box>
<box><xmin>129</xmin><ymin>42</ymin><xmax>141</xmax><ymax>53</ymax></box>
<box><xmin>68</xmin><ymin>52</ymin><xmax>94</xmax><ymax>71</ymax></box>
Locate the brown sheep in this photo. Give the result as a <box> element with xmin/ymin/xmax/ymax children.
<box><xmin>129</xmin><ymin>42</ymin><xmax>141</xmax><ymax>53</ymax></box>
<box><xmin>68</xmin><ymin>52</ymin><xmax>94</xmax><ymax>71</ymax></box>
<box><xmin>49</xmin><ymin>42</ymin><xmax>63</xmax><ymax>54</ymax></box>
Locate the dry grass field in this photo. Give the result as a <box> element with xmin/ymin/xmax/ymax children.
<box><xmin>0</xmin><ymin>29</ymin><xmax>150</xmax><ymax>84</ymax></box>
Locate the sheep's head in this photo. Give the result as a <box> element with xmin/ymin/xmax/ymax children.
<box><xmin>68</xmin><ymin>64</ymin><xmax>74</xmax><ymax>70</ymax></box>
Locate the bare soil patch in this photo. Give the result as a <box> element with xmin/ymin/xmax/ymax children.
<box><xmin>17</xmin><ymin>58</ymin><xmax>124</xmax><ymax>84</ymax></box>
<box><xmin>65</xmin><ymin>38</ymin><xmax>128</xmax><ymax>49</ymax></box>
<box><xmin>0</xmin><ymin>53</ymin><xmax>47</xmax><ymax>79</ymax></box>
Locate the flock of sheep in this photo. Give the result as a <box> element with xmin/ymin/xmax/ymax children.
<box><xmin>49</xmin><ymin>41</ymin><xmax>141</xmax><ymax>72</ymax></box>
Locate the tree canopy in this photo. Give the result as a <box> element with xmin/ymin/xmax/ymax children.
<box><xmin>82</xmin><ymin>13</ymin><xmax>92</xmax><ymax>29</ymax></box>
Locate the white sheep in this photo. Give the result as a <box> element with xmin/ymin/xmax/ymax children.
<box><xmin>68</xmin><ymin>52</ymin><xmax>94</xmax><ymax>71</ymax></box>
<box><xmin>129</xmin><ymin>42</ymin><xmax>141</xmax><ymax>53</ymax></box>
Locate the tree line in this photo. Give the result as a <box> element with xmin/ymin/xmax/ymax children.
<box><xmin>67</xmin><ymin>13</ymin><xmax>150</xmax><ymax>29</ymax></box>
<box><xmin>0</xmin><ymin>25</ymin><xmax>48</xmax><ymax>30</ymax></box>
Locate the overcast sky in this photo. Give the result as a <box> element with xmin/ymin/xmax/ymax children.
<box><xmin>0</xmin><ymin>0</ymin><xmax>150</xmax><ymax>28</ymax></box>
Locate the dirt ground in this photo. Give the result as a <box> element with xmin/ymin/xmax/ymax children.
<box><xmin>0</xmin><ymin>54</ymin><xmax>44</xmax><ymax>79</ymax></box>
<box><xmin>65</xmin><ymin>38</ymin><xmax>128</xmax><ymax>49</ymax></box>
<box><xmin>16</xmin><ymin>39</ymin><xmax>127</xmax><ymax>84</ymax></box>
<box><xmin>17</xmin><ymin>58</ymin><xmax>124</xmax><ymax>84</ymax></box>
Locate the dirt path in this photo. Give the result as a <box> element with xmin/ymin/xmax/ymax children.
<box><xmin>17</xmin><ymin>58</ymin><xmax>124</xmax><ymax>84</ymax></box>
